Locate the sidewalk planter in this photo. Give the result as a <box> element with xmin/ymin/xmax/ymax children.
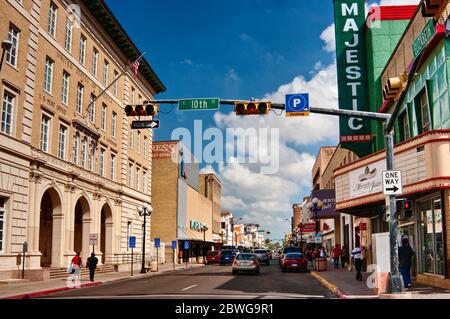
<box><xmin>316</xmin><ymin>258</ymin><xmax>327</xmax><ymax>271</ymax></box>
<box><xmin>150</xmin><ymin>261</ymin><xmax>158</xmax><ymax>272</ymax></box>
<box><xmin>197</xmin><ymin>257</ymin><xmax>204</xmax><ymax>264</ymax></box>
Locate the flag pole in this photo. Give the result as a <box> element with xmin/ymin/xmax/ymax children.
<box><xmin>85</xmin><ymin>51</ymin><xmax>146</xmax><ymax>118</ymax></box>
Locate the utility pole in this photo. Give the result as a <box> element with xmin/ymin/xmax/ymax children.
<box><xmin>146</xmin><ymin>99</ymin><xmax>404</xmax><ymax>294</ymax></box>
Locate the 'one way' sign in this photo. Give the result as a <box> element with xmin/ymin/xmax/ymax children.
<box><xmin>382</xmin><ymin>170</ymin><xmax>403</xmax><ymax>195</ymax></box>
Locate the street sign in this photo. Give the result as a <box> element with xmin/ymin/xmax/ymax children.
<box><xmin>131</xmin><ymin>120</ymin><xmax>159</xmax><ymax>129</ymax></box>
<box><xmin>298</xmin><ymin>223</ymin><xmax>316</xmax><ymax>233</ymax></box>
<box><xmin>184</xmin><ymin>241</ymin><xmax>189</xmax><ymax>250</ymax></box>
<box><xmin>172</xmin><ymin>240</ymin><xmax>177</xmax><ymax>250</ymax></box>
<box><xmin>382</xmin><ymin>170</ymin><xmax>403</xmax><ymax>195</ymax></box>
<box><xmin>314</xmin><ymin>234</ymin><xmax>322</xmax><ymax>244</ymax></box>
<box><xmin>89</xmin><ymin>234</ymin><xmax>98</xmax><ymax>246</ymax></box>
<box><xmin>129</xmin><ymin>236</ymin><xmax>136</xmax><ymax>248</ymax></box>
<box><xmin>285</xmin><ymin>93</ymin><xmax>309</xmax><ymax>117</ymax></box>
<box><xmin>178</xmin><ymin>98</ymin><xmax>220</xmax><ymax>111</ymax></box>
<box><xmin>155</xmin><ymin>238</ymin><xmax>161</xmax><ymax>248</ymax></box>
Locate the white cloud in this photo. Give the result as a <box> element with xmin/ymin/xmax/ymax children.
<box><xmin>199</xmin><ymin>164</ymin><xmax>217</xmax><ymax>175</ymax></box>
<box><xmin>320</xmin><ymin>24</ymin><xmax>336</xmax><ymax>53</ymax></box>
<box><xmin>377</xmin><ymin>0</ymin><xmax>419</xmax><ymax>5</ymax></box>
<box><xmin>225</xmin><ymin>68</ymin><xmax>240</xmax><ymax>83</ymax></box>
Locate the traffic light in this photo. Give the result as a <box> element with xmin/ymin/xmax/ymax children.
<box><xmin>422</xmin><ymin>0</ymin><xmax>445</xmax><ymax>19</ymax></box>
<box><xmin>234</xmin><ymin>101</ymin><xmax>271</xmax><ymax>115</ymax></box>
<box><xmin>383</xmin><ymin>74</ymin><xmax>407</xmax><ymax>101</ymax></box>
<box><xmin>403</xmin><ymin>200</ymin><xmax>413</xmax><ymax>218</ymax></box>
<box><xmin>124</xmin><ymin>103</ymin><xmax>159</xmax><ymax>117</ymax></box>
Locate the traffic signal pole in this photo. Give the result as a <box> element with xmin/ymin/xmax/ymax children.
<box><xmin>145</xmin><ymin>98</ymin><xmax>404</xmax><ymax>293</ymax></box>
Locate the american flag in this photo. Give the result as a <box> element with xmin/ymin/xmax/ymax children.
<box><xmin>132</xmin><ymin>58</ymin><xmax>140</xmax><ymax>78</ymax></box>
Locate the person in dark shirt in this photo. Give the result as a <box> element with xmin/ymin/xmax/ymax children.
<box><xmin>398</xmin><ymin>237</ymin><xmax>414</xmax><ymax>289</ymax></box>
<box><xmin>86</xmin><ymin>253</ymin><xmax>99</xmax><ymax>282</ymax></box>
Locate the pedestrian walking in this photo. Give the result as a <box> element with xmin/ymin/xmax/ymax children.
<box><xmin>86</xmin><ymin>253</ymin><xmax>99</xmax><ymax>282</ymax></box>
<box><xmin>340</xmin><ymin>247</ymin><xmax>347</xmax><ymax>268</ymax></box>
<box><xmin>351</xmin><ymin>244</ymin><xmax>363</xmax><ymax>281</ymax></box>
<box><xmin>332</xmin><ymin>244</ymin><xmax>341</xmax><ymax>269</ymax></box>
<box><xmin>71</xmin><ymin>252</ymin><xmax>83</xmax><ymax>281</ymax></box>
<box><xmin>398</xmin><ymin>237</ymin><xmax>414</xmax><ymax>289</ymax></box>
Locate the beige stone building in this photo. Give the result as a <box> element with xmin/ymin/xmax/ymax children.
<box><xmin>151</xmin><ymin>141</ymin><xmax>221</xmax><ymax>263</ymax></box>
<box><xmin>0</xmin><ymin>0</ymin><xmax>165</xmax><ymax>280</ymax></box>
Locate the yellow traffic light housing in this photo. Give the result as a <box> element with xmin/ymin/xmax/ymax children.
<box><xmin>125</xmin><ymin>104</ymin><xmax>159</xmax><ymax>117</ymax></box>
<box><xmin>234</xmin><ymin>101</ymin><xmax>271</xmax><ymax>115</ymax></box>
<box><xmin>383</xmin><ymin>74</ymin><xmax>407</xmax><ymax>102</ymax></box>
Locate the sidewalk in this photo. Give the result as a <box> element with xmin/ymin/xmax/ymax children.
<box><xmin>0</xmin><ymin>262</ymin><xmax>204</xmax><ymax>299</ymax></box>
<box><xmin>311</xmin><ymin>261</ymin><xmax>450</xmax><ymax>299</ymax></box>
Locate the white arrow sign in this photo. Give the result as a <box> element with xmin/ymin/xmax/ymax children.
<box><xmin>382</xmin><ymin>170</ymin><xmax>403</xmax><ymax>195</ymax></box>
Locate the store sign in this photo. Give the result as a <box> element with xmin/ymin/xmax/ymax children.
<box><xmin>413</xmin><ymin>19</ymin><xmax>435</xmax><ymax>58</ymax></box>
<box><xmin>190</xmin><ymin>220</ymin><xmax>207</xmax><ymax>232</ymax></box>
<box><xmin>310</xmin><ymin>189</ymin><xmax>338</xmax><ymax>218</ymax></box>
<box><xmin>152</xmin><ymin>142</ymin><xmax>177</xmax><ymax>159</ymax></box>
<box><xmin>333</xmin><ymin>0</ymin><xmax>372</xmax><ymax>157</ymax></box>
<box><xmin>349</xmin><ymin>160</ymin><xmax>386</xmax><ymax>198</ymax></box>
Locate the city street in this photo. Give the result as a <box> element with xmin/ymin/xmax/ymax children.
<box><xmin>41</xmin><ymin>260</ymin><xmax>334</xmax><ymax>299</ymax></box>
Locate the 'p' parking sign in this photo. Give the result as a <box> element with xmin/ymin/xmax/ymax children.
<box><xmin>285</xmin><ymin>93</ymin><xmax>310</xmax><ymax>117</ymax></box>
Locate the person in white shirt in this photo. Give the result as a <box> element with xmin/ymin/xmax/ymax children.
<box><xmin>351</xmin><ymin>244</ymin><xmax>363</xmax><ymax>281</ymax></box>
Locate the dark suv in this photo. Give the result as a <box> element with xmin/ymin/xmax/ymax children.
<box><xmin>219</xmin><ymin>250</ymin><xmax>237</xmax><ymax>265</ymax></box>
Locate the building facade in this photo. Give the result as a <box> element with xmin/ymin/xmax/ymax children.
<box><xmin>333</xmin><ymin>1</ymin><xmax>450</xmax><ymax>289</ymax></box>
<box><xmin>0</xmin><ymin>0</ymin><xmax>165</xmax><ymax>280</ymax></box>
<box><xmin>151</xmin><ymin>141</ymin><xmax>221</xmax><ymax>263</ymax></box>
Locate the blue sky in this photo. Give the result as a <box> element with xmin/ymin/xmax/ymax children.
<box><xmin>105</xmin><ymin>0</ymin><xmax>419</xmax><ymax>241</ymax></box>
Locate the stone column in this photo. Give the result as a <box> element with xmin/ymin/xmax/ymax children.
<box><xmin>51</xmin><ymin>213</ymin><xmax>64</xmax><ymax>268</ymax></box>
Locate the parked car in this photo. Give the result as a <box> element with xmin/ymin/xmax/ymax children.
<box><xmin>219</xmin><ymin>250</ymin><xmax>237</xmax><ymax>265</ymax></box>
<box><xmin>279</xmin><ymin>246</ymin><xmax>302</xmax><ymax>266</ymax></box>
<box><xmin>206</xmin><ymin>251</ymin><xmax>220</xmax><ymax>264</ymax></box>
<box><xmin>232</xmin><ymin>253</ymin><xmax>260</xmax><ymax>275</ymax></box>
<box><xmin>281</xmin><ymin>253</ymin><xmax>308</xmax><ymax>272</ymax></box>
<box><xmin>254</xmin><ymin>249</ymin><xmax>270</xmax><ymax>265</ymax></box>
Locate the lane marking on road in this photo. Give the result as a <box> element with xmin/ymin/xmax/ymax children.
<box><xmin>181</xmin><ymin>284</ymin><xmax>197</xmax><ymax>291</ymax></box>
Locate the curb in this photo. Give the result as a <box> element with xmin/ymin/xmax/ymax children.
<box><xmin>3</xmin><ymin>281</ymin><xmax>103</xmax><ymax>299</ymax></box>
<box><xmin>310</xmin><ymin>271</ymin><xmax>348</xmax><ymax>299</ymax></box>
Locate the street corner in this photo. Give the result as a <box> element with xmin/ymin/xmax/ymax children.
<box><xmin>309</xmin><ymin>271</ymin><xmax>347</xmax><ymax>299</ymax></box>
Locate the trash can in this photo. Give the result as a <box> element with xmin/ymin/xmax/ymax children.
<box><xmin>150</xmin><ymin>261</ymin><xmax>158</xmax><ymax>272</ymax></box>
<box><xmin>316</xmin><ymin>258</ymin><xmax>327</xmax><ymax>271</ymax></box>
<box><xmin>197</xmin><ymin>256</ymin><xmax>204</xmax><ymax>264</ymax></box>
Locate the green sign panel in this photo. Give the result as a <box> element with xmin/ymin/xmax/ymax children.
<box><xmin>412</xmin><ymin>19</ymin><xmax>435</xmax><ymax>59</ymax></box>
<box><xmin>178</xmin><ymin>98</ymin><xmax>220</xmax><ymax>111</ymax></box>
<box><xmin>333</xmin><ymin>0</ymin><xmax>372</xmax><ymax>157</ymax></box>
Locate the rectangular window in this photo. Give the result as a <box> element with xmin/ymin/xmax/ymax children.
<box><xmin>92</xmin><ymin>48</ymin><xmax>98</xmax><ymax>77</ymax></box>
<box><xmin>111</xmin><ymin>111</ymin><xmax>117</xmax><ymax>138</ymax></box>
<box><xmin>64</xmin><ymin>17</ymin><xmax>73</xmax><ymax>52</ymax></box>
<box><xmin>137</xmin><ymin>131</ymin><xmax>141</xmax><ymax>153</ymax></box>
<box><xmin>129</xmin><ymin>127</ymin><xmax>133</xmax><ymax>148</ymax></box>
<box><xmin>136</xmin><ymin>166</ymin><xmax>140</xmax><ymax>191</ymax></box>
<box><xmin>6</xmin><ymin>25</ymin><xmax>20</xmax><ymax>67</ymax></box>
<box><xmin>415</xmin><ymin>89</ymin><xmax>431</xmax><ymax>134</ymax></box>
<box><xmin>101</xmin><ymin>104</ymin><xmax>107</xmax><ymax>130</ymax></box>
<box><xmin>143</xmin><ymin>137</ymin><xmax>147</xmax><ymax>158</ymax></box>
<box><xmin>58</xmin><ymin>124</ymin><xmax>67</xmax><ymax>159</ymax></box>
<box><xmin>88</xmin><ymin>144</ymin><xmax>95</xmax><ymax>171</ymax></box>
<box><xmin>128</xmin><ymin>163</ymin><xmax>133</xmax><ymax>187</ymax></box>
<box><xmin>103</xmin><ymin>60</ymin><xmax>109</xmax><ymax>87</ymax></box>
<box><xmin>1</xmin><ymin>91</ymin><xmax>15</xmax><ymax>135</ymax></box>
<box><xmin>0</xmin><ymin>198</ymin><xmax>5</xmax><ymax>253</ymax></box>
<box><xmin>72</xmin><ymin>135</ymin><xmax>79</xmax><ymax>164</ymax></box>
<box><xmin>131</xmin><ymin>88</ymin><xmax>135</xmax><ymax>104</ymax></box>
<box><xmin>110</xmin><ymin>153</ymin><xmax>116</xmax><ymax>180</ymax></box>
<box><xmin>47</xmin><ymin>2</ymin><xmax>57</xmax><ymax>37</ymax></box>
<box><xmin>89</xmin><ymin>94</ymin><xmax>96</xmax><ymax>123</ymax></box>
<box><xmin>399</xmin><ymin>110</ymin><xmax>410</xmax><ymax>141</ymax></box>
<box><xmin>76</xmin><ymin>83</ymin><xmax>84</xmax><ymax>114</ymax></box>
<box><xmin>143</xmin><ymin>170</ymin><xmax>147</xmax><ymax>193</ymax></box>
<box><xmin>79</xmin><ymin>35</ymin><xmax>86</xmax><ymax>65</ymax></box>
<box><xmin>100</xmin><ymin>148</ymin><xmax>105</xmax><ymax>176</ymax></box>
<box><xmin>81</xmin><ymin>141</ymin><xmax>86</xmax><ymax>168</ymax></box>
<box><xmin>40</xmin><ymin>114</ymin><xmax>51</xmax><ymax>152</ymax></box>
<box><xmin>113</xmin><ymin>70</ymin><xmax>119</xmax><ymax>96</ymax></box>
<box><xmin>44</xmin><ymin>57</ymin><xmax>54</xmax><ymax>93</ymax></box>
<box><xmin>138</xmin><ymin>94</ymin><xmax>142</xmax><ymax>105</ymax></box>
<box><xmin>61</xmin><ymin>71</ymin><xmax>70</xmax><ymax>105</ymax></box>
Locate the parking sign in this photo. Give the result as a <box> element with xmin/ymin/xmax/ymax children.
<box><xmin>184</xmin><ymin>241</ymin><xmax>189</xmax><ymax>250</ymax></box>
<box><xmin>172</xmin><ymin>240</ymin><xmax>177</xmax><ymax>250</ymax></box>
<box><xmin>155</xmin><ymin>238</ymin><xmax>160</xmax><ymax>248</ymax></box>
<box><xmin>129</xmin><ymin>236</ymin><xmax>136</xmax><ymax>248</ymax></box>
<box><xmin>285</xmin><ymin>93</ymin><xmax>310</xmax><ymax>117</ymax></box>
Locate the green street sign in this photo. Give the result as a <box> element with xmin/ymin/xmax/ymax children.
<box><xmin>412</xmin><ymin>19</ymin><xmax>435</xmax><ymax>59</ymax></box>
<box><xmin>178</xmin><ymin>98</ymin><xmax>220</xmax><ymax>111</ymax></box>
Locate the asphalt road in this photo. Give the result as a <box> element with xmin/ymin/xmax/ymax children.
<box><xmin>43</xmin><ymin>259</ymin><xmax>335</xmax><ymax>299</ymax></box>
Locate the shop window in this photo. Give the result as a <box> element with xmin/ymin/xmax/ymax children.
<box><xmin>418</xmin><ymin>198</ymin><xmax>444</xmax><ymax>276</ymax></box>
<box><xmin>399</xmin><ymin>110</ymin><xmax>410</xmax><ymax>141</ymax></box>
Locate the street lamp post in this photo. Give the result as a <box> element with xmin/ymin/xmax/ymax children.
<box><xmin>307</xmin><ymin>198</ymin><xmax>323</xmax><ymax>271</ymax></box>
<box><xmin>138</xmin><ymin>203</ymin><xmax>153</xmax><ymax>274</ymax></box>
<box><xmin>0</xmin><ymin>40</ymin><xmax>12</xmax><ymax>72</ymax></box>
<box><xmin>201</xmin><ymin>224</ymin><xmax>209</xmax><ymax>263</ymax></box>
